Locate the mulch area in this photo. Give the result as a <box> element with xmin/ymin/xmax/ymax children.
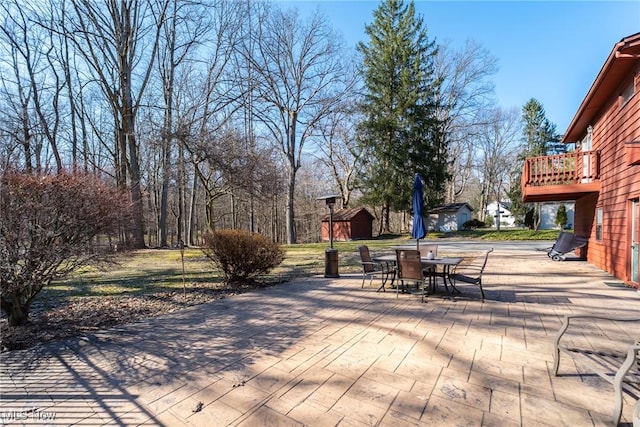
<box><xmin>0</xmin><ymin>284</ymin><xmax>261</xmax><ymax>352</ymax></box>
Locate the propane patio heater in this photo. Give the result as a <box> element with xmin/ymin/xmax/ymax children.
<box><xmin>317</xmin><ymin>194</ymin><xmax>341</xmax><ymax>278</ymax></box>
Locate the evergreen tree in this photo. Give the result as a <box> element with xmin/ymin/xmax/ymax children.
<box><xmin>356</xmin><ymin>0</ymin><xmax>445</xmax><ymax>233</ymax></box>
<box><xmin>555</xmin><ymin>204</ymin><xmax>568</xmax><ymax>229</ymax></box>
<box><xmin>521</xmin><ymin>98</ymin><xmax>559</xmax><ymax>157</ymax></box>
<box><xmin>507</xmin><ymin>98</ymin><xmax>560</xmax><ymax>227</ymax></box>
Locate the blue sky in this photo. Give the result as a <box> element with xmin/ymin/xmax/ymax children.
<box><xmin>278</xmin><ymin>1</ymin><xmax>639</xmax><ymax>135</ymax></box>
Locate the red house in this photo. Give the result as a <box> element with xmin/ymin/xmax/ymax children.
<box><xmin>321</xmin><ymin>207</ymin><xmax>374</xmax><ymax>242</ymax></box>
<box><xmin>521</xmin><ymin>32</ymin><xmax>640</xmax><ymax>287</ymax></box>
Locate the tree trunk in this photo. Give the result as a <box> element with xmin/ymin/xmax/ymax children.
<box><xmin>117</xmin><ymin>126</ymin><xmax>128</xmax><ymax>189</ymax></box>
<box><xmin>230</xmin><ymin>193</ymin><xmax>236</xmax><ymax>229</ymax></box>
<box><xmin>1</xmin><ymin>292</ymin><xmax>30</xmax><ymax>327</ymax></box>
<box><xmin>159</xmin><ymin>140</ymin><xmax>171</xmax><ymax>247</ymax></box>
<box><xmin>177</xmin><ymin>141</ymin><xmax>185</xmax><ymax>244</ymax></box>
<box><xmin>381</xmin><ymin>204</ymin><xmax>392</xmax><ymax>234</ymax></box>
<box><xmin>479</xmin><ymin>190</ymin><xmax>487</xmax><ymax>222</ymax></box>
<box><xmin>187</xmin><ymin>167</ymin><xmax>198</xmax><ymax>246</ymax></box>
<box><xmin>123</xmin><ymin>69</ymin><xmax>145</xmax><ymax>247</ymax></box>
<box><xmin>206</xmin><ymin>194</ymin><xmax>215</xmax><ymax>232</ymax></box>
<box><xmin>127</xmin><ymin>131</ymin><xmax>146</xmax><ymax>248</ymax></box>
<box><xmin>286</xmin><ymin>174</ymin><xmax>296</xmax><ymax>244</ymax></box>
<box><xmin>273</xmin><ymin>194</ymin><xmax>279</xmax><ymax>243</ymax></box>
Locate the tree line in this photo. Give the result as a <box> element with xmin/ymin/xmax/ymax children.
<box><xmin>0</xmin><ymin>0</ymin><xmax>561</xmax><ymax>247</ymax></box>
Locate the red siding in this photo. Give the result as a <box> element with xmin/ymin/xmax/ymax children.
<box><xmin>350</xmin><ymin>213</ymin><xmax>373</xmax><ymax>239</ymax></box>
<box><xmin>320</xmin><ymin>209</ymin><xmax>373</xmax><ymax>241</ymax></box>
<box><xmin>575</xmin><ymin>65</ymin><xmax>640</xmax><ymax>285</ymax></box>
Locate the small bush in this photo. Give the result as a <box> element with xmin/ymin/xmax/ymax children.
<box><xmin>202</xmin><ymin>230</ymin><xmax>284</xmax><ymax>287</ymax></box>
<box><xmin>463</xmin><ymin>219</ymin><xmax>486</xmax><ymax>230</ymax></box>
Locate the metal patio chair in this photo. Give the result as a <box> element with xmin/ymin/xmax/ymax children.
<box><xmin>449</xmin><ymin>248</ymin><xmax>493</xmax><ymax>301</ymax></box>
<box><xmin>358</xmin><ymin>245</ymin><xmax>389</xmax><ymax>289</ymax></box>
<box><xmin>395</xmin><ymin>249</ymin><xmax>429</xmax><ymax>302</ymax></box>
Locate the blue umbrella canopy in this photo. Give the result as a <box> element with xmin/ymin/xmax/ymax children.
<box><xmin>412</xmin><ymin>174</ymin><xmax>427</xmax><ymax>246</ymax></box>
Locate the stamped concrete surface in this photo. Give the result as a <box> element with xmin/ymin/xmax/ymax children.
<box><xmin>1</xmin><ymin>242</ymin><xmax>640</xmax><ymax>426</ymax></box>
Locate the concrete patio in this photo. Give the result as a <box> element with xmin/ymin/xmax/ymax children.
<box><xmin>1</xmin><ymin>242</ymin><xmax>640</xmax><ymax>426</ymax></box>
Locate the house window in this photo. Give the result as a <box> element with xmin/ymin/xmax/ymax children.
<box><xmin>582</xmin><ymin>126</ymin><xmax>592</xmax><ymax>150</ymax></box>
<box><xmin>596</xmin><ymin>207</ymin><xmax>603</xmax><ymax>241</ymax></box>
<box><xmin>621</xmin><ymin>81</ymin><xmax>635</xmax><ymax>107</ymax></box>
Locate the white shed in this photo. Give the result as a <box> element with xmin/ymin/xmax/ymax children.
<box><xmin>427</xmin><ymin>203</ymin><xmax>474</xmax><ymax>232</ymax></box>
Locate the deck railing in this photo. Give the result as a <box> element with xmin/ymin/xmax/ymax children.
<box><xmin>522</xmin><ymin>150</ymin><xmax>600</xmax><ymax>187</ymax></box>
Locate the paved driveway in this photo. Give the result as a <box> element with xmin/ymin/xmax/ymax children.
<box><xmin>2</xmin><ymin>243</ymin><xmax>640</xmax><ymax>426</ymax></box>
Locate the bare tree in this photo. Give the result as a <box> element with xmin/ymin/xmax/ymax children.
<box><xmin>1</xmin><ymin>0</ymin><xmax>120</xmax><ymax>176</ymax></box>
<box><xmin>66</xmin><ymin>0</ymin><xmax>169</xmax><ymax>248</ymax></box>
<box><xmin>156</xmin><ymin>0</ymin><xmax>210</xmax><ymax>247</ymax></box>
<box><xmin>475</xmin><ymin>108</ymin><xmax>520</xmax><ymax>220</ymax></box>
<box><xmin>162</xmin><ymin>0</ymin><xmax>247</xmax><ymax>242</ymax></box>
<box><xmin>0</xmin><ymin>0</ymin><xmax>64</xmax><ymax>172</ymax></box>
<box><xmin>0</xmin><ymin>40</ymin><xmax>37</xmax><ymax>172</ymax></box>
<box><xmin>238</xmin><ymin>6</ymin><xmax>352</xmax><ymax>244</ymax></box>
<box><xmin>434</xmin><ymin>39</ymin><xmax>499</xmax><ymax>203</ymax></box>
<box><xmin>313</xmin><ymin>100</ymin><xmax>363</xmax><ymax>208</ymax></box>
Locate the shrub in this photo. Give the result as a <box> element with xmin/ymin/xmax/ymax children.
<box><xmin>0</xmin><ymin>171</ymin><xmax>132</xmax><ymax>326</ymax></box>
<box><xmin>463</xmin><ymin>219</ymin><xmax>486</xmax><ymax>230</ymax></box>
<box><xmin>202</xmin><ymin>230</ymin><xmax>284</xmax><ymax>287</ymax></box>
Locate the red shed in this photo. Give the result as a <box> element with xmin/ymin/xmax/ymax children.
<box><xmin>321</xmin><ymin>207</ymin><xmax>374</xmax><ymax>241</ymax></box>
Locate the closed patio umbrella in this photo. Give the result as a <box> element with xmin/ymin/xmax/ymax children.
<box><xmin>412</xmin><ymin>174</ymin><xmax>426</xmax><ymax>248</ymax></box>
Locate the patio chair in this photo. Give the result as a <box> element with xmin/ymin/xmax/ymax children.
<box><xmin>358</xmin><ymin>245</ymin><xmax>389</xmax><ymax>289</ymax></box>
<box><xmin>418</xmin><ymin>244</ymin><xmax>438</xmax><ymax>259</ymax></box>
<box><xmin>395</xmin><ymin>249</ymin><xmax>429</xmax><ymax>302</ymax></box>
<box><xmin>418</xmin><ymin>244</ymin><xmax>438</xmax><ymax>285</ymax></box>
<box><xmin>553</xmin><ymin>315</ymin><xmax>640</xmax><ymax>426</ymax></box>
<box><xmin>449</xmin><ymin>248</ymin><xmax>493</xmax><ymax>301</ymax></box>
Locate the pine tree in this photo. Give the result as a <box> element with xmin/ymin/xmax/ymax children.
<box><xmin>521</xmin><ymin>98</ymin><xmax>559</xmax><ymax>157</ymax></box>
<box><xmin>507</xmin><ymin>98</ymin><xmax>560</xmax><ymax>228</ymax></box>
<box><xmin>357</xmin><ymin>0</ymin><xmax>445</xmax><ymax>234</ymax></box>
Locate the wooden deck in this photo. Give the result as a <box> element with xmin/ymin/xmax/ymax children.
<box><xmin>521</xmin><ymin>150</ymin><xmax>601</xmax><ymax>203</ymax></box>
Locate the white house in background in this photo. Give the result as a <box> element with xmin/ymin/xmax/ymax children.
<box><xmin>426</xmin><ymin>203</ymin><xmax>473</xmax><ymax>232</ymax></box>
<box><xmin>485</xmin><ymin>201</ymin><xmax>516</xmax><ymax>227</ymax></box>
<box><xmin>539</xmin><ymin>202</ymin><xmax>575</xmax><ymax>229</ymax></box>
<box><xmin>486</xmin><ymin>200</ymin><xmax>575</xmax><ymax>229</ymax></box>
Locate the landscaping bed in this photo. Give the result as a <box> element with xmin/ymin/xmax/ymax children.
<box><xmin>1</xmin><ymin>283</ymin><xmax>248</xmax><ymax>352</ymax></box>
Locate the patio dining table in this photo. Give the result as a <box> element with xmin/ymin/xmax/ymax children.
<box><xmin>372</xmin><ymin>254</ymin><xmax>463</xmax><ymax>295</ymax></box>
